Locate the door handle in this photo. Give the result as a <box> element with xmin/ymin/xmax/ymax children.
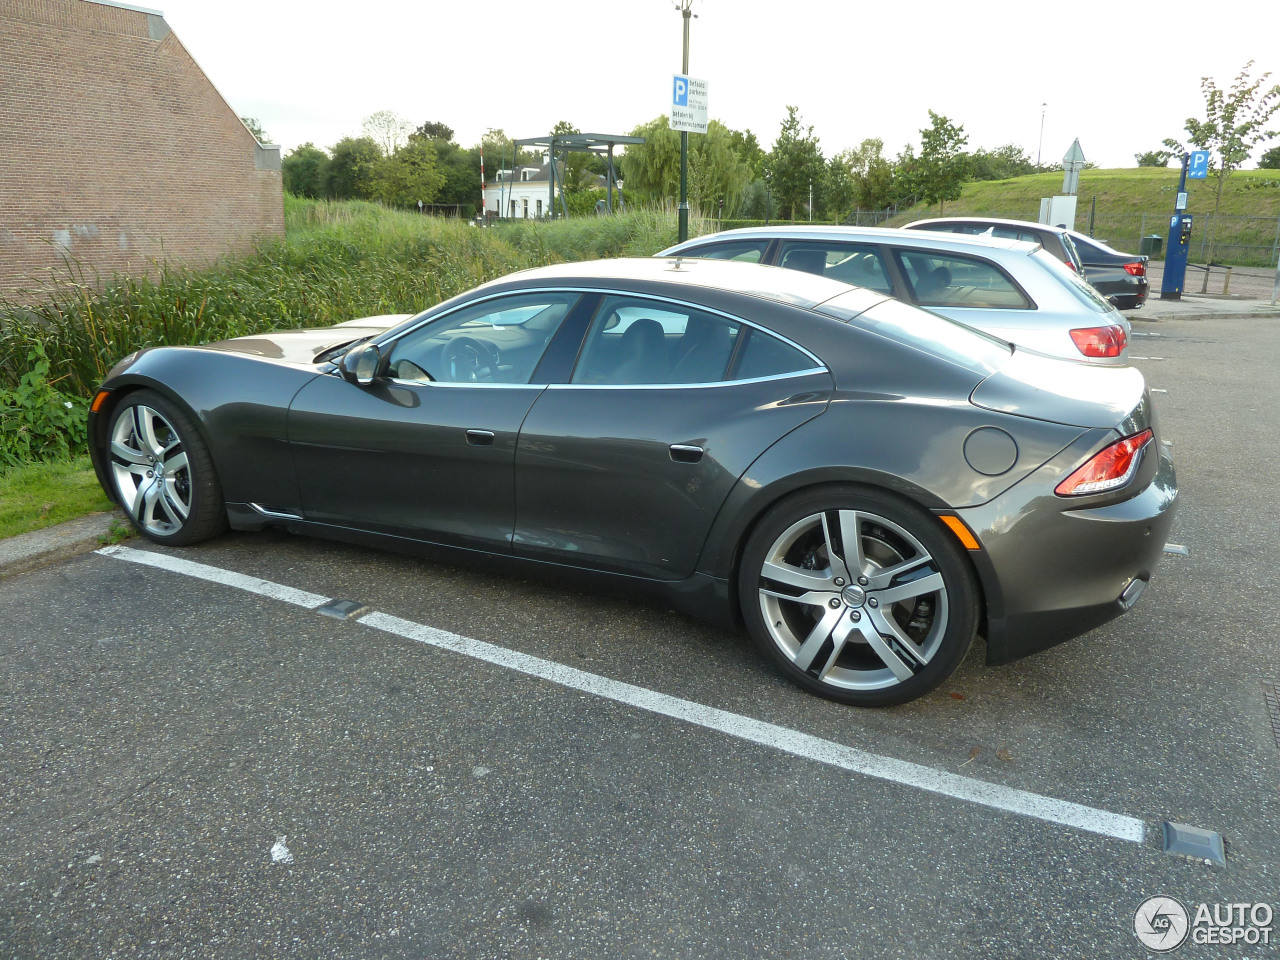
<box><xmin>669</xmin><ymin>444</ymin><xmax>704</xmax><ymax>464</ymax></box>
<box><xmin>466</xmin><ymin>429</ymin><xmax>496</xmax><ymax>446</ymax></box>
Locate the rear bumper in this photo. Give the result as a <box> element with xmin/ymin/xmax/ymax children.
<box><xmin>958</xmin><ymin>440</ymin><xmax>1177</xmax><ymax>666</ymax></box>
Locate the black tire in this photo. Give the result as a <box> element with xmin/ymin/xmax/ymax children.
<box><xmin>737</xmin><ymin>486</ymin><xmax>978</xmax><ymax>707</ymax></box>
<box><xmin>104</xmin><ymin>389</ymin><xmax>228</xmax><ymax>546</ymax></box>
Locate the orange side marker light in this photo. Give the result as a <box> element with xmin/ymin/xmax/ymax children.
<box><xmin>940</xmin><ymin>514</ymin><xmax>981</xmax><ymax>551</ymax></box>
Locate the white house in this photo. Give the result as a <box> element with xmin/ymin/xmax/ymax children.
<box><xmin>482</xmin><ymin>155</ymin><xmax>613</xmax><ymax>219</ymax></box>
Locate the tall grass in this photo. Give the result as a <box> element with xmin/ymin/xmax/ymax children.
<box><xmin>0</xmin><ymin>198</ymin><xmax>681</xmax><ymax>397</ymax></box>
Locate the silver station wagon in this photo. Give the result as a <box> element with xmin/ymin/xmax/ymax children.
<box><xmin>660</xmin><ymin>225</ymin><xmax>1132</xmax><ymax>364</ymax></box>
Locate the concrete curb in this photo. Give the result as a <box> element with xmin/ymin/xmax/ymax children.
<box><xmin>0</xmin><ymin>510</ymin><xmax>128</xmax><ymax>580</ymax></box>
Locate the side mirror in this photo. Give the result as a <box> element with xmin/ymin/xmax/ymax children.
<box><xmin>340</xmin><ymin>343</ymin><xmax>385</xmax><ymax>386</ymax></box>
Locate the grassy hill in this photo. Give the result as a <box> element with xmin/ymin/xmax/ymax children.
<box><xmin>895</xmin><ymin>167</ymin><xmax>1280</xmax><ymax>265</ymax></box>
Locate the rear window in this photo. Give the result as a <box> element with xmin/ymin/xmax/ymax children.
<box><xmin>894</xmin><ymin>250</ymin><xmax>1031</xmax><ymax>309</ymax></box>
<box><xmin>1033</xmin><ymin>250</ymin><xmax>1115</xmax><ymax>314</ymax></box>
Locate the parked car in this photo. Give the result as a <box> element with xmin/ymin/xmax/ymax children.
<box><xmin>903</xmin><ymin>216</ymin><xmax>1085</xmax><ymax>274</ymax></box>
<box><xmin>1065</xmin><ymin>230</ymin><xmax>1150</xmax><ymax>310</ymax></box>
<box><xmin>659</xmin><ymin>226</ymin><xmax>1131</xmax><ymax>364</ymax></box>
<box><xmin>88</xmin><ymin>257</ymin><xmax>1176</xmax><ymax>707</ymax></box>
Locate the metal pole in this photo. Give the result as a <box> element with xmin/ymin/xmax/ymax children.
<box><xmin>809</xmin><ymin>180</ymin><xmax>813</xmax><ymax>222</ymax></box>
<box><xmin>1037</xmin><ymin>103</ymin><xmax>1046</xmax><ymax>167</ymax></box>
<box><xmin>1088</xmin><ymin>196</ymin><xmax>1095</xmax><ymax>236</ymax></box>
<box><xmin>678</xmin><ymin>3</ymin><xmax>692</xmax><ymax>243</ymax></box>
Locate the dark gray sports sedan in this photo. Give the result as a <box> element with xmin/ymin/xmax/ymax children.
<box><xmin>88</xmin><ymin>258</ymin><xmax>1178</xmax><ymax>707</ymax></box>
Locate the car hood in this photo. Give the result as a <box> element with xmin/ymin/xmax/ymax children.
<box><xmin>200</xmin><ymin>316</ymin><xmax>411</xmax><ymax>365</ymax></box>
<box><xmin>972</xmin><ymin>349</ymin><xmax>1147</xmax><ymax>429</ymax></box>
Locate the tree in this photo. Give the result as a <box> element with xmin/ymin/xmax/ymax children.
<box><xmin>913</xmin><ymin>110</ymin><xmax>969</xmax><ymax>212</ymax></box>
<box><xmin>843</xmin><ymin>138</ymin><xmax>896</xmax><ymax>210</ymax></box>
<box><xmin>1164</xmin><ymin>61</ymin><xmax>1280</xmax><ymax>261</ymax></box>
<box><xmin>1259</xmin><ymin>144</ymin><xmax>1280</xmax><ymax>169</ymax></box>
<box><xmin>1135</xmin><ymin>149</ymin><xmax>1175</xmax><ymax>167</ymax></box>
<box><xmin>282</xmin><ymin>143</ymin><xmax>329</xmax><ymax>198</ymax></box>
<box><xmin>240</xmin><ymin>116</ymin><xmax>268</xmax><ymax>142</ymax></box>
<box><xmin>765</xmin><ymin>106</ymin><xmax>824</xmax><ymax>221</ymax></box>
<box><xmin>618</xmin><ymin>116</ymin><xmax>748</xmax><ymax>215</ymax></box>
<box><xmin>324</xmin><ymin>136</ymin><xmax>381</xmax><ymax>200</ymax></box>
<box><xmin>726</xmin><ymin>128</ymin><xmax>766</xmax><ymax>178</ymax></box>
<box><xmin>620</xmin><ymin>115</ymin><xmax>682</xmax><ymax>202</ymax></box>
<box><xmin>367</xmin><ymin>139</ymin><xmax>445</xmax><ymax>208</ymax></box>
<box><xmin>362</xmin><ymin>110</ymin><xmax>413</xmax><ymax>156</ymax></box>
<box><xmin>413</xmin><ymin>121</ymin><xmax>455</xmax><ymax>142</ymax></box>
<box><xmin>968</xmin><ymin>144</ymin><xmax>1035</xmax><ymax>181</ymax></box>
<box><xmin>689</xmin><ymin>120</ymin><xmax>751</xmax><ymax>215</ymax></box>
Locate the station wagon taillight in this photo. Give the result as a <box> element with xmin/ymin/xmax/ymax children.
<box><xmin>1123</xmin><ymin>261</ymin><xmax>1146</xmax><ymax>277</ymax></box>
<box><xmin>1056</xmin><ymin>429</ymin><xmax>1153</xmax><ymax>496</ymax></box>
<box><xmin>1069</xmin><ymin>324</ymin><xmax>1128</xmax><ymax>358</ymax></box>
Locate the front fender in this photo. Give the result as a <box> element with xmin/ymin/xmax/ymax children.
<box><xmin>89</xmin><ymin>347</ymin><xmax>322</xmax><ymax>511</ymax></box>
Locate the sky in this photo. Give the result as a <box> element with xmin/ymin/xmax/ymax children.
<box><xmin>149</xmin><ymin>0</ymin><xmax>1280</xmax><ymax>171</ymax></box>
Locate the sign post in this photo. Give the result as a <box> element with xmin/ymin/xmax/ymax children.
<box><xmin>671</xmin><ymin>56</ymin><xmax>707</xmax><ymax>243</ymax></box>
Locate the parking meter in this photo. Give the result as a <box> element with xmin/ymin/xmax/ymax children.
<box><xmin>1160</xmin><ymin>214</ymin><xmax>1193</xmax><ymax>300</ymax></box>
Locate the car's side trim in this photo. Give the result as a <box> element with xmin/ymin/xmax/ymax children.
<box><xmin>249</xmin><ymin>503</ymin><xmax>304</xmax><ymax>521</ymax></box>
<box><xmin>544</xmin><ymin>368</ymin><xmax>829</xmax><ymax>390</ymax></box>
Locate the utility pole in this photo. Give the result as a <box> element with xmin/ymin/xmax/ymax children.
<box><xmin>1037</xmin><ymin>102</ymin><xmax>1047</xmax><ymax>167</ymax></box>
<box><xmin>677</xmin><ymin>0</ymin><xmax>694</xmax><ymax>243</ymax></box>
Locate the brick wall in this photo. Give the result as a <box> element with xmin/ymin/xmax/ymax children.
<box><xmin>0</xmin><ymin>0</ymin><xmax>284</xmax><ymax>298</ymax></box>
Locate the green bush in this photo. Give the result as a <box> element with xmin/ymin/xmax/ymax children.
<box><xmin>0</xmin><ymin>198</ymin><xmax>684</xmax><ymax>407</ymax></box>
<box><xmin>0</xmin><ymin>343</ymin><xmax>88</xmax><ymax>469</ymax></box>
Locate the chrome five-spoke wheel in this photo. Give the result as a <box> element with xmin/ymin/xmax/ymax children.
<box><xmin>106</xmin><ymin>390</ymin><xmax>226</xmax><ymax>545</ymax></box>
<box><xmin>739</xmin><ymin>488</ymin><xmax>978</xmax><ymax>706</ymax></box>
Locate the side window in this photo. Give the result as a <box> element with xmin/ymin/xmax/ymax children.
<box><xmin>386</xmin><ymin>292</ymin><xmax>579</xmax><ymax>384</ymax></box>
<box><xmin>571</xmin><ymin>296</ymin><xmax>741</xmax><ymax>385</ymax></box>
<box><xmin>730</xmin><ymin>329</ymin><xmax>818</xmax><ymax>380</ymax></box>
<box><xmin>778</xmin><ymin>241</ymin><xmax>893</xmax><ymax>293</ymax></box>
<box><xmin>679</xmin><ymin>240</ymin><xmax>769</xmax><ymax>263</ymax></box>
<box><xmin>894</xmin><ymin>251</ymin><xmax>1031</xmax><ymax>309</ymax></box>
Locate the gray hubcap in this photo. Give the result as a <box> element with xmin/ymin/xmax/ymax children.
<box><xmin>109</xmin><ymin>405</ymin><xmax>192</xmax><ymax>536</ymax></box>
<box><xmin>757</xmin><ymin>509</ymin><xmax>949</xmax><ymax>691</ymax></box>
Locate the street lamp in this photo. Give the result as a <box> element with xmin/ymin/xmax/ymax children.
<box><xmin>1037</xmin><ymin>102</ymin><xmax>1047</xmax><ymax>168</ymax></box>
<box><xmin>676</xmin><ymin>0</ymin><xmax>696</xmax><ymax>243</ymax></box>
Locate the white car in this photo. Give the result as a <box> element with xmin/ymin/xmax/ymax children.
<box><xmin>659</xmin><ymin>226</ymin><xmax>1131</xmax><ymax>364</ymax></box>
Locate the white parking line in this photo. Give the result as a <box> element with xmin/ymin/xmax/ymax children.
<box><xmin>97</xmin><ymin>544</ymin><xmax>1148</xmax><ymax>846</ymax></box>
<box><xmin>96</xmin><ymin>544</ymin><xmax>331</xmax><ymax>609</ymax></box>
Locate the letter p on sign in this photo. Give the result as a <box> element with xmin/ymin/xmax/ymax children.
<box><xmin>673</xmin><ymin>76</ymin><xmax>688</xmax><ymax>106</ymax></box>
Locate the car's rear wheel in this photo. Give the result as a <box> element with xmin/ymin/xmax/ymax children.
<box><xmin>738</xmin><ymin>487</ymin><xmax>978</xmax><ymax>707</ymax></box>
<box><xmin>107</xmin><ymin>390</ymin><xmax>227</xmax><ymax>545</ymax></box>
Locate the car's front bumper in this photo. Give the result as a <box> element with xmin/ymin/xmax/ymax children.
<box><xmin>957</xmin><ymin>439</ymin><xmax>1178</xmax><ymax>665</ymax></box>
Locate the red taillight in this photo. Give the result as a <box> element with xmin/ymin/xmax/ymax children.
<box><xmin>1055</xmin><ymin>429</ymin><xmax>1153</xmax><ymax>496</ymax></box>
<box><xmin>1069</xmin><ymin>324</ymin><xmax>1128</xmax><ymax>358</ymax></box>
<box><xmin>1064</xmin><ymin>258</ymin><xmax>1078</xmax><ymax>272</ymax></box>
<box><xmin>1123</xmin><ymin>261</ymin><xmax>1146</xmax><ymax>277</ymax></box>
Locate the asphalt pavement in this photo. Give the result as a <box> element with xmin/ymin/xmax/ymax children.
<box><xmin>3</xmin><ymin>306</ymin><xmax>1279</xmax><ymax>959</ymax></box>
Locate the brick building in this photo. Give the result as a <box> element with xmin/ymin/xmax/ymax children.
<box><xmin>0</xmin><ymin>0</ymin><xmax>283</xmax><ymax>298</ymax></box>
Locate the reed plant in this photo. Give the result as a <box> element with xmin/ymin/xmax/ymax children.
<box><xmin>0</xmin><ymin>198</ymin><xmax>680</xmax><ymax>401</ymax></box>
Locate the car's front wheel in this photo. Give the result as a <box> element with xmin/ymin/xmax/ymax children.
<box><xmin>738</xmin><ymin>487</ymin><xmax>979</xmax><ymax>707</ymax></box>
<box><xmin>106</xmin><ymin>390</ymin><xmax>227</xmax><ymax>545</ymax></box>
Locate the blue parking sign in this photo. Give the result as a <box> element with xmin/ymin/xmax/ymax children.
<box><xmin>1188</xmin><ymin>150</ymin><xmax>1210</xmax><ymax>179</ymax></box>
<box><xmin>673</xmin><ymin>75</ymin><xmax>689</xmax><ymax>107</ymax></box>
